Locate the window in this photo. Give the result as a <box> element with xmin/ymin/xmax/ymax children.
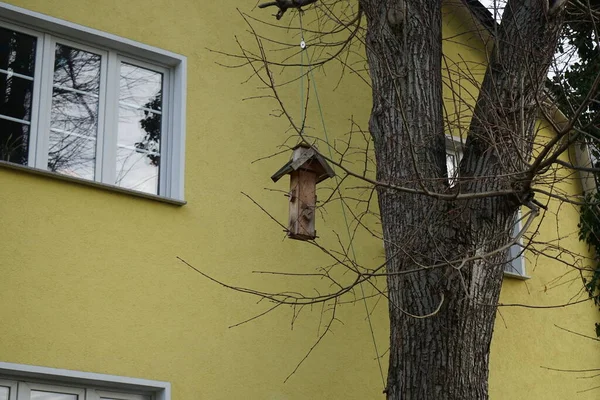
<box><xmin>504</xmin><ymin>209</ymin><xmax>527</xmax><ymax>278</ymax></box>
<box><xmin>445</xmin><ymin>137</ymin><xmax>527</xmax><ymax>279</ymax></box>
<box><xmin>0</xmin><ymin>362</ymin><xmax>169</xmax><ymax>400</ymax></box>
<box><xmin>0</xmin><ymin>3</ymin><xmax>186</xmax><ymax>200</ymax></box>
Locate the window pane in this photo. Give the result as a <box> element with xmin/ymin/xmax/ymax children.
<box><xmin>0</xmin><ymin>26</ymin><xmax>37</xmax><ymax>76</ymax></box>
<box><xmin>505</xmin><ymin>211</ymin><xmax>524</xmax><ymax>275</ymax></box>
<box><xmin>119</xmin><ymin>63</ymin><xmax>162</xmax><ymax>110</ymax></box>
<box><xmin>31</xmin><ymin>390</ymin><xmax>77</xmax><ymax>400</ymax></box>
<box><xmin>0</xmin><ymin>118</ymin><xmax>30</xmax><ymax>164</ymax></box>
<box><xmin>48</xmin><ymin>130</ymin><xmax>96</xmax><ymax>180</ymax></box>
<box><xmin>49</xmin><ymin>44</ymin><xmax>101</xmax><ymax>179</ymax></box>
<box><xmin>0</xmin><ymin>386</ymin><xmax>9</xmax><ymax>400</ymax></box>
<box><xmin>0</xmin><ymin>27</ymin><xmax>37</xmax><ymax>165</ymax></box>
<box><xmin>446</xmin><ymin>153</ymin><xmax>459</xmax><ymax>186</ymax></box>
<box><xmin>0</xmin><ymin>73</ymin><xmax>34</xmax><ymax>121</ymax></box>
<box><xmin>53</xmin><ymin>44</ymin><xmax>101</xmax><ymax>92</ymax></box>
<box><xmin>116</xmin><ymin>63</ymin><xmax>163</xmax><ymax>194</ymax></box>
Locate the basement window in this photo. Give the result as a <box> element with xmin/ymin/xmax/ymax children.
<box><xmin>0</xmin><ymin>362</ymin><xmax>169</xmax><ymax>400</ymax></box>
<box><xmin>0</xmin><ymin>3</ymin><xmax>186</xmax><ymax>200</ymax></box>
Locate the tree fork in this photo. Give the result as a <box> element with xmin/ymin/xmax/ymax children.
<box><xmin>358</xmin><ymin>0</ymin><xmax>567</xmax><ymax>399</ymax></box>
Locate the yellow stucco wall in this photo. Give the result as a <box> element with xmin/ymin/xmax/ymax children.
<box><xmin>442</xmin><ymin>4</ymin><xmax>600</xmax><ymax>399</ymax></box>
<box><xmin>0</xmin><ymin>1</ymin><xmax>598</xmax><ymax>399</ymax></box>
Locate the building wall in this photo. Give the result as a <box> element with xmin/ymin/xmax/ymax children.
<box><xmin>442</xmin><ymin>3</ymin><xmax>600</xmax><ymax>399</ymax></box>
<box><xmin>0</xmin><ymin>1</ymin><xmax>597</xmax><ymax>399</ymax></box>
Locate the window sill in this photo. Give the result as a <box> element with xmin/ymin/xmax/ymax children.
<box><xmin>0</xmin><ymin>161</ymin><xmax>186</xmax><ymax>206</ymax></box>
<box><xmin>503</xmin><ymin>271</ymin><xmax>530</xmax><ymax>281</ymax></box>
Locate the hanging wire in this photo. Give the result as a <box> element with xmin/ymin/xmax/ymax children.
<box><xmin>297</xmin><ymin>12</ymin><xmax>386</xmax><ymax>389</ymax></box>
<box><xmin>299</xmin><ymin>11</ymin><xmax>306</xmax><ymax>132</ymax></box>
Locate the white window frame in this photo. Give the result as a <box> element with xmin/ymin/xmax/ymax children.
<box><xmin>93</xmin><ymin>390</ymin><xmax>149</xmax><ymax>400</ymax></box>
<box><xmin>504</xmin><ymin>208</ymin><xmax>528</xmax><ymax>279</ymax></box>
<box><xmin>0</xmin><ymin>362</ymin><xmax>169</xmax><ymax>400</ymax></box>
<box><xmin>0</xmin><ymin>378</ymin><xmax>18</xmax><ymax>400</ymax></box>
<box><xmin>18</xmin><ymin>381</ymin><xmax>86</xmax><ymax>399</ymax></box>
<box><xmin>0</xmin><ymin>1</ymin><xmax>187</xmax><ymax>202</ymax></box>
<box><xmin>445</xmin><ymin>136</ymin><xmax>528</xmax><ymax>279</ymax></box>
<box><xmin>36</xmin><ymin>36</ymin><xmax>110</xmax><ymax>181</ymax></box>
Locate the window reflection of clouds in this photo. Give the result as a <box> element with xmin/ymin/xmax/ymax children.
<box><xmin>116</xmin><ymin>63</ymin><xmax>163</xmax><ymax>195</ymax></box>
<box><xmin>47</xmin><ymin>44</ymin><xmax>100</xmax><ymax>180</ymax></box>
<box><xmin>0</xmin><ymin>27</ymin><xmax>36</xmax><ymax>164</ymax></box>
<box><xmin>31</xmin><ymin>390</ymin><xmax>77</xmax><ymax>400</ymax></box>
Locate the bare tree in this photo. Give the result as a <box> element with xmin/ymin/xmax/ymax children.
<box><xmin>180</xmin><ymin>0</ymin><xmax>600</xmax><ymax>399</ymax></box>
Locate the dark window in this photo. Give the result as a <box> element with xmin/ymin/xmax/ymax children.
<box><xmin>0</xmin><ymin>27</ymin><xmax>36</xmax><ymax>164</ymax></box>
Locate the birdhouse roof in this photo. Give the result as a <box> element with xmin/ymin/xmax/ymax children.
<box><xmin>271</xmin><ymin>143</ymin><xmax>335</xmax><ymax>183</ymax></box>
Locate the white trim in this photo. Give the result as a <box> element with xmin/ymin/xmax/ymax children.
<box><xmin>101</xmin><ymin>51</ymin><xmax>119</xmax><ymax>185</ymax></box>
<box><xmin>0</xmin><ymin>114</ymin><xmax>31</xmax><ymax>125</ymax></box>
<box><xmin>94</xmin><ymin>390</ymin><xmax>150</xmax><ymax>400</ymax></box>
<box><xmin>25</xmin><ymin>381</ymin><xmax>85</xmax><ymax>398</ymax></box>
<box><xmin>32</xmin><ymin>32</ymin><xmax>53</xmax><ymax>169</ymax></box>
<box><xmin>0</xmin><ymin>1</ymin><xmax>187</xmax><ymax>201</ymax></box>
<box><xmin>0</xmin><ymin>362</ymin><xmax>170</xmax><ymax>400</ymax></box>
<box><xmin>0</xmin><ymin>160</ymin><xmax>185</xmax><ymax>206</ymax></box>
<box><xmin>503</xmin><ymin>209</ymin><xmax>530</xmax><ymax>280</ymax></box>
<box><xmin>0</xmin><ymin>2</ymin><xmax>184</xmax><ymax>66</ymax></box>
<box><xmin>0</xmin><ymin>378</ymin><xmax>17</xmax><ymax>400</ymax></box>
<box><xmin>0</xmin><ymin>68</ymin><xmax>34</xmax><ymax>81</ymax></box>
<box><xmin>170</xmin><ymin>56</ymin><xmax>187</xmax><ymax>201</ymax></box>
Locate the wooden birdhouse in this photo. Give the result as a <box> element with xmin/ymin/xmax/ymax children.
<box><xmin>271</xmin><ymin>143</ymin><xmax>335</xmax><ymax>240</ymax></box>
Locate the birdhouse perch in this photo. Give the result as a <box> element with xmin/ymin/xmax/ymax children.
<box><xmin>271</xmin><ymin>143</ymin><xmax>335</xmax><ymax>240</ymax></box>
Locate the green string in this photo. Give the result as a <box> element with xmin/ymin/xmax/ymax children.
<box><xmin>298</xmin><ymin>17</ymin><xmax>386</xmax><ymax>389</ymax></box>
<box><xmin>299</xmin><ymin>13</ymin><xmax>305</xmax><ymax>133</ymax></box>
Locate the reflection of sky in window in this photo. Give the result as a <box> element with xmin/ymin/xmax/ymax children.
<box><xmin>31</xmin><ymin>390</ymin><xmax>77</xmax><ymax>400</ymax></box>
<box><xmin>479</xmin><ymin>0</ymin><xmax>505</xmax><ymax>20</ymax></box>
<box><xmin>48</xmin><ymin>43</ymin><xmax>100</xmax><ymax>180</ymax></box>
<box><xmin>446</xmin><ymin>147</ymin><xmax>462</xmax><ymax>187</ymax></box>
<box><xmin>116</xmin><ymin>63</ymin><xmax>163</xmax><ymax>195</ymax></box>
<box><xmin>0</xmin><ymin>386</ymin><xmax>9</xmax><ymax>400</ymax></box>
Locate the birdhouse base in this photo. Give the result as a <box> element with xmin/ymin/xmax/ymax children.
<box><xmin>287</xmin><ymin>231</ymin><xmax>316</xmax><ymax>241</ymax></box>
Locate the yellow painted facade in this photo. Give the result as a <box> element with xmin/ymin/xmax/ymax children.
<box><xmin>0</xmin><ymin>1</ymin><xmax>597</xmax><ymax>399</ymax></box>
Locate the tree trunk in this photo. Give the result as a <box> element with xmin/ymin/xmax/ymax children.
<box><xmin>358</xmin><ymin>0</ymin><xmax>567</xmax><ymax>398</ymax></box>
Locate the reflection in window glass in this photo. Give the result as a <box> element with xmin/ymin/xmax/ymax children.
<box><xmin>31</xmin><ymin>390</ymin><xmax>77</xmax><ymax>400</ymax></box>
<box><xmin>0</xmin><ymin>27</ymin><xmax>37</xmax><ymax>164</ymax></box>
<box><xmin>0</xmin><ymin>119</ymin><xmax>30</xmax><ymax>164</ymax></box>
<box><xmin>0</xmin><ymin>26</ymin><xmax>37</xmax><ymax>75</ymax></box>
<box><xmin>0</xmin><ymin>386</ymin><xmax>9</xmax><ymax>400</ymax></box>
<box><xmin>116</xmin><ymin>63</ymin><xmax>162</xmax><ymax>194</ymax></box>
<box><xmin>48</xmin><ymin>44</ymin><xmax>101</xmax><ymax>179</ymax></box>
<box><xmin>446</xmin><ymin>152</ymin><xmax>459</xmax><ymax>187</ymax></box>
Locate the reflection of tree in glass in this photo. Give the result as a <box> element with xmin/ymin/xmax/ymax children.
<box><xmin>136</xmin><ymin>94</ymin><xmax>161</xmax><ymax>167</ymax></box>
<box><xmin>115</xmin><ymin>64</ymin><xmax>162</xmax><ymax>193</ymax></box>
<box><xmin>47</xmin><ymin>45</ymin><xmax>100</xmax><ymax>177</ymax></box>
<box><xmin>0</xmin><ymin>28</ymin><xmax>36</xmax><ymax>164</ymax></box>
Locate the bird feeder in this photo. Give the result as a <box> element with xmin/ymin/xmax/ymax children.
<box><xmin>271</xmin><ymin>143</ymin><xmax>335</xmax><ymax>240</ymax></box>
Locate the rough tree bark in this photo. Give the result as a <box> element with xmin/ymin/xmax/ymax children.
<box><xmin>358</xmin><ymin>0</ymin><xmax>567</xmax><ymax>399</ymax></box>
